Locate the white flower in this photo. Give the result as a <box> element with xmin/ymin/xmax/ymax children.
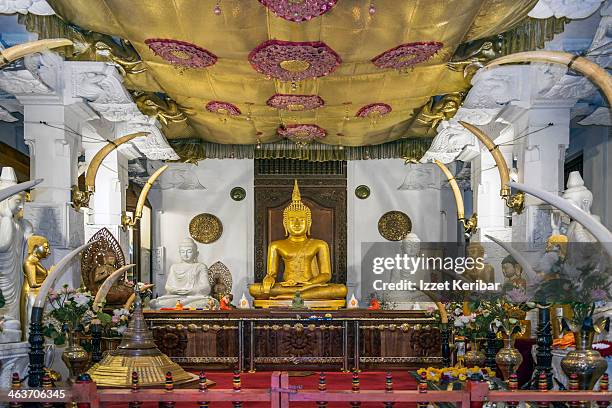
<box><xmin>113</xmin><ymin>308</ymin><xmax>130</xmax><ymax>317</ymax></box>
<box><xmin>454</xmin><ymin>308</ymin><xmax>463</xmax><ymax>316</ymax></box>
<box><xmin>116</xmin><ymin>325</ymin><xmax>127</xmax><ymax>335</ymax></box>
<box><xmin>492</xmin><ymin>318</ymin><xmax>502</xmax><ymax>327</ymax></box>
<box><xmin>72</xmin><ymin>293</ymin><xmax>90</xmax><ymax>307</ymax></box>
<box><xmin>454</xmin><ymin>319</ymin><xmax>464</xmax><ymax>327</ymax></box>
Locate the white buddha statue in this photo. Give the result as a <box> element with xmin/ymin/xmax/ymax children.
<box><xmin>0</xmin><ymin>168</ymin><xmax>32</xmax><ymax>342</ymax></box>
<box><xmin>387</xmin><ymin>232</ymin><xmax>433</xmax><ymax>309</ymax></box>
<box><xmin>562</xmin><ymin>171</ymin><xmax>600</xmax><ymax>243</ymax></box>
<box><xmin>149</xmin><ymin>238</ymin><xmax>218</xmax><ymax>309</ymax></box>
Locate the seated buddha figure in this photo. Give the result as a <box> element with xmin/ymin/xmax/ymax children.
<box><xmin>149</xmin><ymin>238</ymin><xmax>217</xmax><ymax>309</ymax></box>
<box><xmin>463</xmin><ymin>242</ymin><xmax>495</xmax><ymax>284</ymax></box>
<box><xmin>249</xmin><ymin>180</ymin><xmax>347</xmax><ymax>307</ymax></box>
<box><xmin>92</xmin><ymin>250</ymin><xmax>133</xmax><ymax>306</ymax></box>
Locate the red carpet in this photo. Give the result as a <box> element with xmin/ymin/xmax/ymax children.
<box><xmin>104</xmin><ymin>371</ymin><xmax>418</xmax><ymax>407</ymax></box>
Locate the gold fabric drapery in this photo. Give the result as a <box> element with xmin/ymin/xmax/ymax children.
<box><xmin>43</xmin><ymin>0</ymin><xmax>539</xmax><ymax>146</ymax></box>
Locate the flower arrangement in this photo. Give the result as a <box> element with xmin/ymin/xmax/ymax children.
<box><xmin>416</xmin><ymin>366</ymin><xmax>495</xmax><ymax>383</ymax></box>
<box><xmin>43</xmin><ymin>285</ymin><xmax>94</xmax><ymax>345</ymax></box>
<box><xmin>93</xmin><ymin>307</ymin><xmax>131</xmax><ymax>338</ymax></box>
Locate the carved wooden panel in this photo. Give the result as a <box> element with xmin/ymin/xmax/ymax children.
<box><xmin>81</xmin><ymin>227</ymin><xmax>126</xmax><ymax>292</ymax></box>
<box><xmin>254</xmin><ymin>172</ymin><xmax>347</xmax><ymax>284</ymax></box>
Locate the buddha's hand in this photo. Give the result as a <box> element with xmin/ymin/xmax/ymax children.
<box><xmin>280</xmin><ymin>279</ymin><xmax>301</xmax><ymax>287</ymax></box>
<box><xmin>262</xmin><ymin>276</ymin><xmax>275</xmax><ymax>293</ymax></box>
<box><xmin>175</xmin><ymin>289</ymin><xmax>189</xmax><ymax>295</ymax></box>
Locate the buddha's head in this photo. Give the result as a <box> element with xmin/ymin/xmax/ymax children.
<box><xmin>400</xmin><ymin>232</ymin><xmax>421</xmax><ymax>256</ymax></box>
<box><xmin>466</xmin><ymin>242</ymin><xmax>485</xmax><ymax>259</ymax></box>
<box><xmin>28</xmin><ymin>235</ymin><xmax>50</xmax><ymax>259</ymax></box>
<box><xmin>179</xmin><ymin>238</ymin><xmax>198</xmax><ymax>263</ymax></box>
<box><xmin>283</xmin><ymin>180</ymin><xmax>311</xmax><ymax>237</ymax></box>
<box><xmin>102</xmin><ymin>250</ymin><xmax>117</xmax><ymax>266</ymax></box>
<box><xmin>501</xmin><ymin>255</ymin><xmax>522</xmax><ymax>280</ymax></box>
<box><xmin>563</xmin><ymin>171</ymin><xmax>593</xmax><ymax>213</ymax></box>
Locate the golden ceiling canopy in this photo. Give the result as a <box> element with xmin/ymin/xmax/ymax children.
<box><xmin>47</xmin><ymin>0</ymin><xmax>538</xmax><ymax>147</ymax></box>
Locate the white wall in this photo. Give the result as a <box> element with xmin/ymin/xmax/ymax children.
<box><xmin>152</xmin><ymin>159</ymin><xmax>254</xmax><ymax>299</ymax></box>
<box><xmin>153</xmin><ymin>158</ymin><xmax>459</xmax><ymax>302</ymax></box>
<box><xmin>347</xmin><ymin>159</ymin><xmax>459</xmax><ymax>300</ymax></box>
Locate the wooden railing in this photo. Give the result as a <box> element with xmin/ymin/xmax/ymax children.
<box><xmin>1</xmin><ymin>371</ymin><xmax>612</xmax><ymax>407</ymax></box>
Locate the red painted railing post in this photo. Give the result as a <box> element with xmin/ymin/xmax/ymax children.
<box><xmin>317</xmin><ymin>372</ymin><xmax>327</xmax><ymax>408</ymax></box>
<box><xmin>9</xmin><ymin>373</ymin><xmax>21</xmax><ymax>408</ymax></box>
<box><xmin>507</xmin><ymin>373</ymin><xmax>518</xmax><ymax>408</ymax></box>
<box><xmin>232</xmin><ymin>370</ymin><xmax>242</xmax><ymax>408</ymax></box>
<box><xmin>129</xmin><ymin>371</ymin><xmax>141</xmax><ymax>408</ymax></box>
<box><xmin>467</xmin><ymin>378</ymin><xmax>488</xmax><ymax>408</ymax></box>
<box><xmin>161</xmin><ymin>372</ymin><xmax>175</xmax><ymax>408</ymax></box>
<box><xmin>351</xmin><ymin>370</ymin><xmax>361</xmax><ymax>408</ymax></box>
<box><xmin>537</xmin><ymin>373</ymin><xmax>549</xmax><ymax>408</ymax></box>
<box><xmin>384</xmin><ymin>371</ymin><xmax>394</xmax><ymax>408</ymax></box>
<box><xmin>418</xmin><ymin>371</ymin><xmax>428</xmax><ymax>408</ymax></box>
<box><xmin>278</xmin><ymin>371</ymin><xmax>289</xmax><ymax>408</ymax></box>
<box><xmin>198</xmin><ymin>370</ymin><xmax>209</xmax><ymax>408</ymax></box>
<box><xmin>598</xmin><ymin>373</ymin><xmax>609</xmax><ymax>408</ymax></box>
<box><xmin>74</xmin><ymin>374</ymin><xmax>99</xmax><ymax>408</ymax></box>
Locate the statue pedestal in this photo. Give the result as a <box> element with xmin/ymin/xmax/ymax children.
<box><xmin>0</xmin><ymin>342</ymin><xmax>29</xmax><ymax>388</ymax></box>
<box><xmin>253</xmin><ymin>299</ymin><xmax>345</xmax><ymax>310</ymax></box>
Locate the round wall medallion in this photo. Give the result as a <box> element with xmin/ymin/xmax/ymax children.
<box><xmin>355</xmin><ymin>185</ymin><xmax>370</xmax><ymax>199</ymax></box>
<box><xmin>230</xmin><ymin>187</ymin><xmax>246</xmax><ymax>201</ymax></box>
<box><xmin>189</xmin><ymin>213</ymin><xmax>223</xmax><ymax>244</ymax></box>
<box><xmin>378</xmin><ymin>211</ymin><xmax>412</xmax><ymax>241</ymax></box>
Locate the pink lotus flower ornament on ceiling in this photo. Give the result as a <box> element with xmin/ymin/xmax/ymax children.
<box><xmin>371</xmin><ymin>42</ymin><xmax>443</xmax><ymax>70</ymax></box>
<box><xmin>258</xmin><ymin>0</ymin><xmax>338</xmax><ymax>22</ymax></box>
<box><xmin>356</xmin><ymin>103</ymin><xmax>392</xmax><ymax>118</ymax></box>
<box><xmin>145</xmin><ymin>39</ymin><xmax>218</xmax><ymax>68</ymax></box>
<box><xmin>267</xmin><ymin>94</ymin><xmax>324</xmax><ymax>111</ymax></box>
<box><xmin>249</xmin><ymin>40</ymin><xmax>341</xmax><ymax>81</ymax></box>
<box><xmin>278</xmin><ymin>124</ymin><xmax>327</xmax><ymax>146</ymax></box>
<box><xmin>206</xmin><ymin>101</ymin><xmax>241</xmax><ymax>115</ymax></box>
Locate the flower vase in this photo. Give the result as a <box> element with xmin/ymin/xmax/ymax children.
<box><xmin>495</xmin><ymin>334</ymin><xmax>523</xmax><ymax>381</ymax></box>
<box><xmin>464</xmin><ymin>340</ymin><xmax>486</xmax><ymax>368</ymax></box>
<box><xmin>61</xmin><ymin>331</ymin><xmax>89</xmax><ymax>381</ymax></box>
<box><xmin>561</xmin><ymin>330</ymin><xmax>607</xmax><ymax>390</ymax></box>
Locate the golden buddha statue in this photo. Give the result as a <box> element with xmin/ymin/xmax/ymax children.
<box><xmin>249</xmin><ymin>180</ymin><xmax>347</xmax><ymax>309</ymax></box>
<box><xmin>21</xmin><ymin>235</ymin><xmax>50</xmax><ymax>336</ymax></box>
<box><xmin>463</xmin><ymin>242</ymin><xmax>495</xmax><ymax>284</ymax></box>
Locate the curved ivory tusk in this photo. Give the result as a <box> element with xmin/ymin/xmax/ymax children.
<box><xmin>1</xmin><ymin>39</ymin><xmax>73</xmax><ymax>67</ymax></box>
<box><xmin>509</xmin><ymin>181</ymin><xmax>612</xmax><ymax>258</ymax></box>
<box><xmin>84</xmin><ymin>132</ymin><xmax>148</xmax><ymax>193</ymax></box>
<box><xmin>123</xmin><ymin>283</ymin><xmax>154</xmax><ymax>310</ymax></box>
<box><xmin>459</xmin><ymin>121</ymin><xmax>511</xmax><ymax>199</ymax></box>
<box><xmin>434</xmin><ymin>160</ymin><xmax>465</xmax><ymax>220</ymax></box>
<box><xmin>134</xmin><ymin>165</ymin><xmax>168</xmax><ymax>219</ymax></box>
<box><xmin>0</xmin><ymin>179</ymin><xmax>43</xmax><ymax>203</ymax></box>
<box><xmin>485</xmin><ymin>234</ymin><xmax>537</xmax><ymax>283</ymax></box>
<box><xmin>487</xmin><ymin>51</ymin><xmax>612</xmax><ymax>106</ymax></box>
<box><xmin>33</xmin><ymin>241</ymin><xmax>96</xmax><ymax>308</ymax></box>
<box><xmin>92</xmin><ymin>264</ymin><xmax>135</xmax><ymax>312</ymax></box>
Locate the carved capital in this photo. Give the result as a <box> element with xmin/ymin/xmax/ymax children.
<box><xmin>115</xmin><ymin>119</ymin><xmax>180</xmax><ymax>161</ymax></box>
<box><xmin>69</xmin><ymin>62</ymin><xmax>132</xmax><ymax>105</ymax></box>
<box><xmin>528</xmin><ymin>0</ymin><xmax>604</xmax><ymax>19</ymax></box>
<box><xmin>578</xmin><ymin>107</ymin><xmax>611</xmax><ymax>126</ymax></box>
<box><xmin>0</xmin><ymin>69</ymin><xmax>52</xmax><ymax>95</ymax></box>
<box><xmin>420</xmin><ymin>120</ymin><xmax>479</xmax><ymax>164</ymax></box>
<box><xmin>0</xmin><ymin>0</ymin><xmax>54</xmax><ymax>15</ymax></box>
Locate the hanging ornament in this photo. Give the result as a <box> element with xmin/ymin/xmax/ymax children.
<box><xmin>245</xmin><ymin>102</ymin><xmax>254</xmax><ymax>121</ymax></box>
<box><xmin>267</xmin><ymin>94</ymin><xmax>324</xmax><ymax>111</ymax></box>
<box><xmin>278</xmin><ymin>124</ymin><xmax>327</xmax><ymax>146</ymax></box>
<box><xmin>248</xmin><ymin>40</ymin><xmax>341</xmax><ymax>81</ymax></box>
<box><xmin>258</xmin><ymin>0</ymin><xmax>338</xmax><ymax>22</ymax></box>
<box><xmin>343</xmin><ymin>102</ymin><xmax>353</xmax><ymax>122</ymax></box>
<box><xmin>214</xmin><ymin>0</ymin><xmax>222</xmax><ymax>15</ymax></box>
<box><xmin>368</xmin><ymin>2</ymin><xmax>376</xmax><ymax>15</ymax></box>
<box><xmin>356</xmin><ymin>103</ymin><xmax>392</xmax><ymax>125</ymax></box>
<box><xmin>371</xmin><ymin>42</ymin><xmax>443</xmax><ymax>71</ymax></box>
<box><xmin>145</xmin><ymin>39</ymin><xmax>217</xmax><ymax>69</ymax></box>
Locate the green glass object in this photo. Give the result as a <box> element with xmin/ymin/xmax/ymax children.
<box><xmin>355</xmin><ymin>185</ymin><xmax>370</xmax><ymax>199</ymax></box>
<box><xmin>230</xmin><ymin>187</ymin><xmax>246</xmax><ymax>201</ymax></box>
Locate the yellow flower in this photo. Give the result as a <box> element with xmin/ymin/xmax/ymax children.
<box><xmin>458</xmin><ymin>373</ymin><xmax>467</xmax><ymax>381</ymax></box>
<box><xmin>417</xmin><ymin>368</ymin><xmax>426</xmax><ymax>376</ymax></box>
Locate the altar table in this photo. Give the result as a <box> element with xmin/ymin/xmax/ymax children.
<box><xmin>143</xmin><ymin>309</ymin><xmax>443</xmax><ymax>372</ymax></box>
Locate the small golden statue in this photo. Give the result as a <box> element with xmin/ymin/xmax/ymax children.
<box><xmin>93</xmin><ymin>250</ymin><xmax>133</xmax><ymax>306</ymax></box>
<box><xmin>463</xmin><ymin>242</ymin><xmax>495</xmax><ymax>284</ymax></box>
<box><xmin>21</xmin><ymin>235</ymin><xmax>51</xmax><ymax>336</ymax></box>
<box><xmin>249</xmin><ymin>180</ymin><xmax>347</xmax><ymax>309</ymax></box>
<box><xmin>415</xmin><ymin>93</ymin><xmax>464</xmax><ymax>131</ymax></box>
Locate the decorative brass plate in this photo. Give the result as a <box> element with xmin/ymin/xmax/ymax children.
<box><xmin>355</xmin><ymin>185</ymin><xmax>370</xmax><ymax>199</ymax></box>
<box><xmin>230</xmin><ymin>187</ymin><xmax>246</xmax><ymax>201</ymax></box>
<box><xmin>378</xmin><ymin>211</ymin><xmax>411</xmax><ymax>241</ymax></box>
<box><xmin>189</xmin><ymin>213</ymin><xmax>223</xmax><ymax>244</ymax></box>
